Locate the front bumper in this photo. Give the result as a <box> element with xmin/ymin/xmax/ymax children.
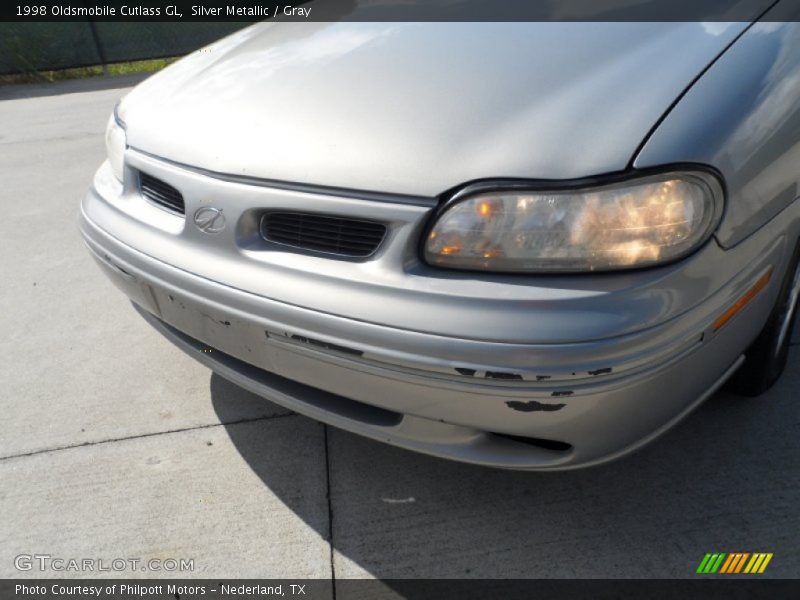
<box><xmin>80</xmin><ymin>163</ymin><xmax>797</xmax><ymax>468</ymax></box>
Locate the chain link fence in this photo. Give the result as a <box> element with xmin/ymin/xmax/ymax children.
<box><xmin>0</xmin><ymin>22</ymin><xmax>250</xmax><ymax>75</ymax></box>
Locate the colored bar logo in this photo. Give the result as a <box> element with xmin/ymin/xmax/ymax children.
<box><xmin>696</xmin><ymin>553</ymin><xmax>773</xmax><ymax>574</ymax></box>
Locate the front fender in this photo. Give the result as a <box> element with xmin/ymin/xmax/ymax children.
<box><xmin>634</xmin><ymin>16</ymin><xmax>800</xmax><ymax>248</ymax></box>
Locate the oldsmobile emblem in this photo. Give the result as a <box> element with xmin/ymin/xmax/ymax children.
<box><xmin>193</xmin><ymin>207</ymin><xmax>225</xmax><ymax>234</ymax></box>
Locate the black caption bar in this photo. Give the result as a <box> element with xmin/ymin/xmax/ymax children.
<box><xmin>3</xmin><ymin>579</ymin><xmax>800</xmax><ymax>600</ymax></box>
<box><xmin>2</xmin><ymin>0</ymin><xmax>800</xmax><ymax>22</ymax></box>
<box><xmin>8</xmin><ymin>2</ymin><xmax>307</xmax><ymax>21</ymax></box>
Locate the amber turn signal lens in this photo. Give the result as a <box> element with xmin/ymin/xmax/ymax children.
<box><xmin>713</xmin><ymin>268</ymin><xmax>773</xmax><ymax>331</ymax></box>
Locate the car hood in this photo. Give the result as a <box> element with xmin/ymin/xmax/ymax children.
<box><xmin>122</xmin><ymin>21</ymin><xmax>748</xmax><ymax>197</ymax></box>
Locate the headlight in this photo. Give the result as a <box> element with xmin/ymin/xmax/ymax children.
<box><xmin>423</xmin><ymin>171</ymin><xmax>723</xmax><ymax>273</ymax></box>
<box><xmin>104</xmin><ymin>103</ymin><xmax>126</xmax><ymax>182</ymax></box>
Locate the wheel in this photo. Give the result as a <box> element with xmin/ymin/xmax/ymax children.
<box><xmin>727</xmin><ymin>240</ymin><xmax>800</xmax><ymax>397</ymax></box>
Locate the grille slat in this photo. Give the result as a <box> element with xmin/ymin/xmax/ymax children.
<box><xmin>141</xmin><ymin>188</ymin><xmax>176</xmax><ymax>205</ymax></box>
<box><xmin>142</xmin><ymin>177</ymin><xmax>178</xmax><ymax>193</ymax></box>
<box><xmin>269</xmin><ymin>226</ymin><xmax>383</xmax><ymax>244</ymax></box>
<box><xmin>145</xmin><ymin>185</ymin><xmax>181</xmax><ymax>202</ymax></box>
<box><xmin>270</xmin><ymin>219</ymin><xmax>385</xmax><ymax>239</ymax></box>
<box><xmin>266</xmin><ymin>230</ymin><xmax>377</xmax><ymax>250</ymax></box>
<box><xmin>262</xmin><ymin>212</ymin><xmax>386</xmax><ymax>258</ymax></box>
<box><xmin>139</xmin><ymin>172</ymin><xmax>185</xmax><ymax>215</ymax></box>
<box><xmin>269</xmin><ymin>214</ymin><xmax>385</xmax><ymax>234</ymax></box>
<box><xmin>270</xmin><ymin>232</ymin><xmax>375</xmax><ymax>248</ymax></box>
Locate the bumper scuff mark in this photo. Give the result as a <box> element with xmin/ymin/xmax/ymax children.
<box><xmin>455</xmin><ymin>367</ymin><xmax>524</xmax><ymax>380</ymax></box>
<box><xmin>485</xmin><ymin>371</ymin><xmax>524</xmax><ymax>380</ymax></box>
<box><xmin>506</xmin><ymin>400</ymin><xmax>566</xmax><ymax>412</ymax></box>
<box><xmin>588</xmin><ymin>367</ymin><xmax>613</xmax><ymax>376</ymax></box>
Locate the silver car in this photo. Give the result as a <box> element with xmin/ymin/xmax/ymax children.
<box><xmin>81</xmin><ymin>18</ymin><xmax>800</xmax><ymax>470</ymax></box>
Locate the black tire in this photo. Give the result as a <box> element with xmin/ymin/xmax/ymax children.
<box><xmin>726</xmin><ymin>240</ymin><xmax>800</xmax><ymax>397</ymax></box>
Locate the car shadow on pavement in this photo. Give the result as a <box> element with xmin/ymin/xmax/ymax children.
<box><xmin>210</xmin><ymin>353</ymin><xmax>800</xmax><ymax>579</ymax></box>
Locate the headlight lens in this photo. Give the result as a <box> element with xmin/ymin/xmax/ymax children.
<box><xmin>104</xmin><ymin>104</ymin><xmax>126</xmax><ymax>182</ymax></box>
<box><xmin>423</xmin><ymin>172</ymin><xmax>723</xmax><ymax>273</ymax></box>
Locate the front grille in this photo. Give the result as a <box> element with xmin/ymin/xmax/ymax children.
<box><xmin>261</xmin><ymin>212</ymin><xmax>387</xmax><ymax>258</ymax></box>
<box><xmin>139</xmin><ymin>172</ymin><xmax>185</xmax><ymax>215</ymax></box>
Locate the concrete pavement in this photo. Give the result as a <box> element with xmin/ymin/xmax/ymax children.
<box><xmin>1</xmin><ymin>74</ymin><xmax>798</xmax><ymax>585</ymax></box>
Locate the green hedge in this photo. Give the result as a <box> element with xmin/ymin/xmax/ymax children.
<box><xmin>0</xmin><ymin>22</ymin><xmax>250</xmax><ymax>75</ymax></box>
